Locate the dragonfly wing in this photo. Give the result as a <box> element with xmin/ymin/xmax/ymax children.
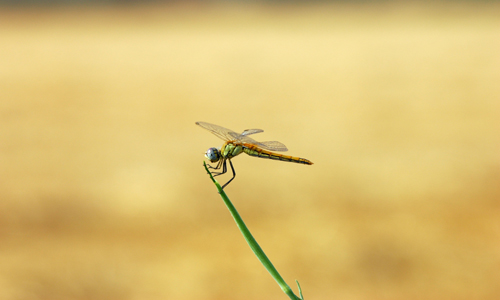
<box><xmin>197</xmin><ymin>122</ymin><xmax>288</xmax><ymax>152</ymax></box>
<box><xmin>241</xmin><ymin>129</ymin><xmax>264</xmax><ymax>136</ymax></box>
<box><xmin>237</xmin><ymin>134</ymin><xmax>289</xmax><ymax>152</ymax></box>
<box><xmin>254</xmin><ymin>141</ymin><xmax>288</xmax><ymax>152</ymax></box>
<box><xmin>229</xmin><ymin>129</ymin><xmax>263</xmax><ymax>140</ymax></box>
<box><xmin>196</xmin><ymin>122</ymin><xmax>239</xmax><ymax>142</ymax></box>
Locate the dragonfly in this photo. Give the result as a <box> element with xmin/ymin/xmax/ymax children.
<box><xmin>196</xmin><ymin>121</ymin><xmax>313</xmax><ymax>189</ymax></box>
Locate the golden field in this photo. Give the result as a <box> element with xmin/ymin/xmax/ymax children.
<box><xmin>0</xmin><ymin>2</ymin><xmax>499</xmax><ymax>300</ymax></box>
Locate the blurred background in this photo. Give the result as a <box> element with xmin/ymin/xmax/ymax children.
<box><xmin>1</xmin><ymin>1</ymin><xmax>499</xmax><ymax>299</ymax></box>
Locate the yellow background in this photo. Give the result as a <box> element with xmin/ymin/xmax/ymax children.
<box><xmin>1</xmin><ymin>2</ymin><xmax>499</xmax><ymax>300</ymax></box>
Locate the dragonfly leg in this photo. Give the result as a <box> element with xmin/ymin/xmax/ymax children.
<box><xmin>212</xmin><ymin>159</ymin><xmax>227</xmax><ymax>177</ymax></box>
<box><xmin>221</xmin><ymin>159</ymin><xmax>236</xmax><ymax>189</ymax></box>
<box><xmin>207</xmin><ymin>158</ymin><xmax>223</xmax><ymax>170</ymax></box>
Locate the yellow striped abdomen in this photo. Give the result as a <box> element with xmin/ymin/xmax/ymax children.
<box><xmin>242</xmin><ymin>144</ymin><xmax>313</xmax><ymax>165</ymax></box>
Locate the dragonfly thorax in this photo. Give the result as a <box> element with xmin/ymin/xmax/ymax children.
<box><xmin>205</xmin><ymin>147</ymin><xmax>221</xmax><ymax>163</ymax></box>
<box><xmin>221</xmin><ymin>142</ymin><xmax>243</xmax><ymax>159</ymax></box>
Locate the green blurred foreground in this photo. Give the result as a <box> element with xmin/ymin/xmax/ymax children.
<box><xmin>0</xmin><ymin>2</ymin><xmax>499</xmax><ymax>300</ymax></box>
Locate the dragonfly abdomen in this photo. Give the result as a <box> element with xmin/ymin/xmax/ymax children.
<box><xmin>243</xmin><ymin>146</ymin><xmax>313</xmax><ymax>165</ymax></box>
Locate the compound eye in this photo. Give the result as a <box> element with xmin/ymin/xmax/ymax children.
<box><xmin>205</xmin><ymin>147</ymin><xmax>220</xmax><ymax>163</ymax></box>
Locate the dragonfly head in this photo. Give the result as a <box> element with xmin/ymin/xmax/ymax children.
<box><xmin>205</xmin><ymin>147</ymin><xmax>221</xmax><ymax>163</ymax></box>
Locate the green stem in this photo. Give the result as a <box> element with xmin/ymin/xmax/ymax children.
<box><xmin>203</xmin><ymin>161</ymin><xmax>303</xmax><ymax>300</ymax></box>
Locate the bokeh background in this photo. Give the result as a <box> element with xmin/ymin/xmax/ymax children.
<box><xmin>1</xmin><ymin>1</ymin><xmax>499</xmax><ymax>299</ymax></box>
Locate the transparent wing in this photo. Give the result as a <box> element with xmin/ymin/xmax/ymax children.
<box><xmin>228</xmin><ymin>129</ymin><xmax>263</xmax><ymax>140</ymax></box>
<box><xmin>235</xmin><ymin>134</ymin><xmax>288</xmax><ymax>152</ymax></box>
<box><xmin>196</xmin><ymin>121</ymin><xmax>288</xmax><ymax>152</ymax></box>
<box><xmin>241</xmin><ymin>129</ymin><xmax>264</xmax><ymax>136</ymax></box>
<box><xmin>196</xmin><ymin>122</ymin><xmax>240</xmax><ymax>142</ymax></box>
<box><xmin>254</xmin><ymin>141</ymin><xmax>288</xmax><ymax>152</ymax></box>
